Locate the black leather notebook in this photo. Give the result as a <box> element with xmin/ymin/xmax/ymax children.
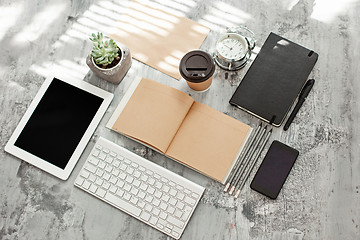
<box><xmin>229</xmin><ymin>32</ymin><xmax>318</xmax><ymax>126</ymax></box>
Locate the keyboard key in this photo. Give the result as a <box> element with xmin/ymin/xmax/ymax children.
<box><xmin>104</xmin><ymin>193</ymin><xmax>141</xmax><ymax>216</ymax></box>
<box><xmin>147</xmin><ymin>178</ymin><xmax>155</xmax><ymax>185</ymax></box>
<box><xmin>113</xmin><ymin>160</ymin><xmax>120</xmax><ymax>168</ymax></box>
<box><xmin>112</xmin><ymin>168</ymin><xmax>120</xmax><ymax>176</ymax></box>
<box><xmin>145</xmin><ymin>195</ymin><xmax>153</xmax><ymax>203</ymax></box>
<box><xmin>140</xmin><ymin>211</ymin><xmax>151</xmax><ymax>221</ymax></box>
<box><xmin>98</xmin><ymin>161</ymin><xmax>106</xmax><ymax>169</ymax></box>
<box><xmin>168</xmin><ymin>215</ymin><xmax>185</xmax><ymax>229</ymax></box>
<box><xmin>124</xmin><ymin>158</ymin><xmax>131</xmax><ymax>165</ymax></box>
<box><xmin>152</xmin><ymin>198</ymin><xmax>161</xmax><ymax>207</ymax></box>
<box><xmin>103</xmin><ymin>172</ymin><xmax>110</xmax><ymax>181</ymax></box>
<box><xmin>161</xmin><ymin>194</ymin><xmax>170</xmax><ymax>202</ymax></box>
<box><xmin>130</xmin><ymin>188</ymin><xmax>139</xmax><ymax>196</ymax></box>
<box><xmin>88</xmin><ymin>174</ymin><xmax>96</xmax><ymax>182</ymax></box>
<box><xmin>131</xmin><ymin>162</ymin><xmax>139</xmax><ymax>168</ymax></box>
<box><xmin>172</xmin><ymin>231</ymin><xmax>180</xmax><ymax>238</ymax></box>
<box><xmin>159</xmin><ymin>211</ymin><xmax>168</xmax><ymax>220</ymax></box>
<box><xmin>133</xmin><ymin>179</ymin><xmax>141</xmax><ymax>188</ymax></box>
<box><xmin>152</xmin><ymin>207</ymin><xmax>160</xmax><ymax>216</ymax></box>
<box><xmin>98</xmin><ymin>152</ymin><xmax>106</xmax><ymax>160</ymax></box>
<box><xmin>184</xmin><ymin>196</ymin><xmax>196</xmax><ymax>206</ymax></box>
<box><xmin>134</xmin><ymin>170</ymin><xmax>141</xmax><ymax>178</ymax></box>
<box><xmin>103</xmin><ymin>148</ymin><xmax>110</xmax><ymax>154</ymax></box>
<box><xmin>147</xmin><ymin>186</ymin><xmax>155</xmax><ymax>195</ymax></box>
<box><xmin>105</xmin><ymin>164</ymin><xmax>113</xmax><ymax>172</ymax></box>
<box><xmin>169</xmin><ymin>198</ymin><xmax>177</xmax><ymax>206</ymax></box>
<box><xmin>125</xmin><ymin>175</ymin><xmax>134</xmax><ymax>184</ymax></box>
<box><xmin>80</xmin><ymin>170</ymin><xmax>90</xmax><ymax>179</ymax></box>
<box><xmin>174</xmin><ymin>210</ymin><xmax>182</xmax><ymax>218</ymax></box>
<box><xmin>119</xmin><ymin>172</ymin><xmax>127</xmax><ymax>180</ymax></box>
<box><xmin>184</xmin><ymin>188</ymin><xmax>191</xmax><ymax>195</ymax></box>
<box><xmin>116</xmin><ymin>180</ymin><xmax>124</xmax><ymax>188</ymax></box>
<box><xmin>88</xmin><ymin>157</ymin><xmax>99</xmax><ymax>166</ymax></box>
<box><xmin>116</xmin><ymin>189</ymin><xmax>124</xmax><ymax>197</ymax></box>
<box><xmin>162</xmin><ymin>185</ymin><xmax>170</xmax><ymax>193</ymax></box>
<box><xmin>145</xmin><ymin>204</ymin><xmax>153</xmax><ymax>212</ymax></box>
<box><xmin>192</xmin><ymin>192</ymin><xmax>199</xmax><ymax>199</ymax></box>
<box><xmin>138</xmin><ymin>191</ymin><xmax>146</xmax><ymax>199</ymax></box>
<box><xmin>95</xmin><ymin>178</ymin><xmax>104</xmax><ymax>186</ymax></box>
<box><xmin>85</xmin><ymin>164</ymin><xmax>97</xmax><ymax>173</ymax></box>
<box><xmin>176</xmin><ymin>201</ymin><xmax>184</xmax><ymax>210</ymax></box>
<box><xmin>149</xmin><ymin>216</ymin><xmax>158</xmax><ymax>225</ymax></box>
<box><xmin>96</xmin><ymin>169</ymin><xmax>104</xmax><ymax>177</ymax></box>
<box><xmin>109</xmin><ymin>185</ymin><xmax>117</xmax><ymax>194</ymax></box>
<box><xmin>167</xmin><ymin>206</ymin><xmax>175</xmax><ymax>215</ymax></box>
<box><xmin>137</xmin><ymin>200</ymin><xmax>146</xmax><ymax>208</ymax></box>
<box><xmin>126</xmin><ymin>167</ymin><xmax>134</xmax><ymax>175</ymax></box>
<box><xmin>110</xmin><ymin>151</ymin><xmax>117</xmax><ymax>157</ymax></box>
<box><xmin>123</xmin><ymin>192</ymin><xmax>131</xmax><ymax>201</ymax></box>
<box><xmin>169</xmin><ymin>189</ymin><xmax>177</xmax><ymax>196</ymax></box>
<box><xmin>75</xmin><ymin>177</ymin><xmax>84</xmax><ymax>186</ymax></box>
<box><xmin>89</xmin><ymin>185</ymin><xmax>98</xmax><ymax>193</ymax></box>
<box><xmin>82</xmin><ymin>180</ymin><xmax>91</xmax><ymax>189</ymax></box>
<box><xmin>130</xmin><ymin>196</ymin><xmax>139</xmax><ymax>205</ymax></box>
<box><xmin>124</xmin><ymin>184</ymin><xmax>131</xmax><ymax>192</ymax></box>
<box><xmin>102</xmin><ymin>181</ymin><xmax>110</xmax><ymax>190</ymax></box>
<box><xmin>155</xmin><ymin>181</ymin><xmax>163</xmax><ymax>189</ymax></box>
<box><xmin>96</xmin><ymin>188</ymin><xmax>106</xmax><ymax>198</ymax></box>
<box><xmin>154</xmin><ymin>190</ymin><xmax>162</xmax><ymax>199</ymax></box>
<box><xmin>160</xmin><ymin>202</ymin><xmax>168</xmax><ymax>211</ymax></box>
<box><xmin>140</xmin><ymin>183</ymin><xmax>148</xmax><ymax>191</ymax></box>
<box><xmin>109</xmin><ymin>176</ymin><xmax>117</xmax><ymax>185</ymax></box>
<box><xmin>176</xmin><ymin>192</ymin><xmax>185</xmax><ymax>201</ymax></box>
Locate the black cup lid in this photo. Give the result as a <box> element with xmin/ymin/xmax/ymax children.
<box><xmin>179</xmin><ymin>50</ymin><xmax>215</xmax><ymax>83</ymax></box>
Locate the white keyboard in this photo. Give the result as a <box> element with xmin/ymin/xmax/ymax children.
<box><xmin>74</xmin><ymin>137</ymin><xmax>205</xmax><ymax>239</ymax></box>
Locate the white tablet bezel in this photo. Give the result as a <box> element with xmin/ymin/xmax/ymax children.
<box><xmin>5</xmin><ymin>74</ymin><xmax>113</xmax><ymax>180</ymax></box>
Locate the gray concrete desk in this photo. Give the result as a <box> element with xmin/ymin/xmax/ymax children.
<box><xmin>1</xmin><ymin>0</ymin><xmax>359</xmax><ymax>239</ymax></box>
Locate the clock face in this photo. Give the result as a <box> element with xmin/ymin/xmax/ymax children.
<box><xmin>216</xmin><ymin>33</ymin><xmax>248</xmax><ymax>60</ymax></box>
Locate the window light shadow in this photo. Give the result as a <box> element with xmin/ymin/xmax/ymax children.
<box><xmin>198</xmin><ymin>1</ymin><xmax>252</xmax><ymax>32</ymax></box>
<box><xmin>12</xmin><ymin>2</ymin><xmax>66</xmax><ymax>43</ymax></box>
<box><xmin>0</xmin><ymin>3</ymin><xmax>24</xmax><ymax>41</ymax></box>
<box><xmin>310</xmin><ymin>0</ymin><xmax>359</xmax><ymax>23</ymax></box>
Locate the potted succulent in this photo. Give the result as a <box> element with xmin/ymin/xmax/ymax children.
<box><xmin>86</xmin><ymin>32</ymin><xmax>131</xmax><ymax>84</ymax></box>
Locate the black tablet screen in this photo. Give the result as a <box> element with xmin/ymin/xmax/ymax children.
<box><xmin>15</xmin><ymin>78</ymin><xmax>103</xmax><ymax>169</ymax></box>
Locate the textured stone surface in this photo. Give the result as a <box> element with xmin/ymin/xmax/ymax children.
<box><xmin>1</xmin><ymin>0</ymin><xmax>360</xmax><ymax>239</ymax></box>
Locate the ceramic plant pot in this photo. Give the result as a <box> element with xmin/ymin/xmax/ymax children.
<box><xmin>86</xmin><ymin>41</ymin><xmax>132</xmax><ymax>84</ymax></box>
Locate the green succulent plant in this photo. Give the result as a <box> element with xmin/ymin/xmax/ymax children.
<box><xmin>90</xmin><ymin>32</ymin><xmax>119</xmax><ymax>68</ymax></box>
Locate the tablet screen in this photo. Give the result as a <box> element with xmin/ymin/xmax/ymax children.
<box><xmin>14</xmin><ymin>78</ymin><xmax>103</xmax><ymax>169</ymax></box>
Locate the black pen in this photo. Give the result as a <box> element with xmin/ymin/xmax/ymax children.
<box><xmin>283</xmin><ymin>79</ymin><xmax>315</xmax><ymax>131</ymax></box>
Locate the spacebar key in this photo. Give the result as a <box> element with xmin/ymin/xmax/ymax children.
<box><xmin>105</xmin><ymin>192</ymin><xmax>141</xmax><ymax>216</ymax></box>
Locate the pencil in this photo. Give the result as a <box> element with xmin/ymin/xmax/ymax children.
<box><xmin>224</xmin><ymin>123</ymin><xmax>262</xmax><ymax>192</ymax></box>
<box><xmin>229</xmin><ymin>125</ymin><xmax>267</xmax><ymax>195</ymax></box>
<box><xmin>234</xmin><ymin>128</ymin><xmax>272</xmax><ymax>198</ymax></box>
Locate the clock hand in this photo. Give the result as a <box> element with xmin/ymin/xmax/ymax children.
<box><xmin>230</xmin><ymin>40</ymin><xmax>239</xmax><ymax>49</ymax></box>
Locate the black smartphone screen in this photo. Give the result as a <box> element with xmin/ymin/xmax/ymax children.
<box><xmin>250</xmin><ymin>140</ymin><xmax>299</xmax><ymax>199</ymax></box>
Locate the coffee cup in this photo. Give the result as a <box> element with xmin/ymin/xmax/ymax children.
<box><xmin>179</xmin><ymin>50</ymin><xmax>215</xmax><ymax>92</ymax></box>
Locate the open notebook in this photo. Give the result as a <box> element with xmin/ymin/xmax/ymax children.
<box><xmin>107</xmin><ymin>77</ymin><xmax>253</xmax><ymax>183</ymax></box>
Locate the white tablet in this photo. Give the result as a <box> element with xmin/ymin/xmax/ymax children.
<box><xmin>5</xmin><ymin>75</ymin><xmax>113</xmax><ymax>180</ymax></box>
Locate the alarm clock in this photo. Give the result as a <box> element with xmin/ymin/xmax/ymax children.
<box><xmin>214</xmin><ymin>27</ymin><xmax>255</xmax><ymax>71</ymax></box>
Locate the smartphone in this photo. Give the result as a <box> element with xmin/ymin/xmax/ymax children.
<box><xmin>250</xmin><ymin>140</ymin><xmax>299</xmax><ymax>199</ymax></box>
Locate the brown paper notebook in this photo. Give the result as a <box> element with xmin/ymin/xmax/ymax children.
<box><xmin>109</xmin><ymin>0</ymin><xmax>210</xmax><ymax>80</ymax></box>
<box><xmin>106</xmin><ymin>77</ymin><xmax>253</xmax><ymax>183</ymax></box>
